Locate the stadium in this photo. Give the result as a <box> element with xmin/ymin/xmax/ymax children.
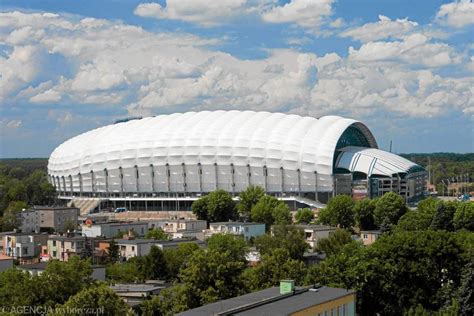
<box><xmin>47</xmin><ymin>111</ymin><xmax>427</xmax><ymax>213</ymax></box>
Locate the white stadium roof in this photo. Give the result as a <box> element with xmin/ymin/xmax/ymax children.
<box><xmin>335</xmin><ymin>146</ymin><xmax>423</xmax><ymax>177</ymax></box>
<box><xmin>48</xmin><ymin>110</ymin><xmax>423</xmax><ymax>195</ymax></box>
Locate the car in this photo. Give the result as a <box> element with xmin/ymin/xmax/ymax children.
<box><xmin>114</xmin><ymin>207</ymin><xmax>128</xmax><ymax>213</ymax></box>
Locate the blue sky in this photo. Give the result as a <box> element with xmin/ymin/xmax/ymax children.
<box><xmin>0</xmin><ymin>0</ymin><xmax>473</xmax><ymax>157</ymax></box>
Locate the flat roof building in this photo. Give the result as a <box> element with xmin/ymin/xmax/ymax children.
<box><xmin>177</xmin><ymin>284</ymin><xmax>356</xmax><ymax>316</ymax></box>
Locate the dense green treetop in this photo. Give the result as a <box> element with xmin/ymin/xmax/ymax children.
<box><xmin>237</xmin><ymin>185</ymin><xmax>265</xmax><ymax>218</ymax></box>
<box><xmin>453</xmin><ymin>202</ymin><xmax>474</xmax><ymax>231</ymax></box>
<box><xmin>254</xmin><ymin>225</ymin><xmax>308</xmax><ymax>260</ymax></box>
<box><xmin>53</xmin><ymin>284</ymin><xmax>133</xmax><ymax>316</ymax></box>
<box><xmin>294</xmin><ymin>208</ymin><xmax>314</xmax><ymax>224</ymax></box>
<box><xmin>316</xmin><ymin>229</ymin><xmax>354</xmax><ymax>257</ymax></box>
<box><xmin>191</xmin><ymin>190</ymin><xmax>237</xmax><ymax>222</ymax></box>
<box><xmin>242</xmin><ymin>248</ymin><xmax>307</xmax><ymax>292</ymax></box>
<box><xmin>250</xmin><ymin>195</ymin><xmax>291</xmax><ymax>228</ymax></box>
<box><xmin>318</xmin><ymin>194</ymin><xmax>355</xmax><ymax>230</ymax></box>
<box><xmin>207</xmin><ymin>233</ymin><xmax>248</xmax><ymax>263</ymax></box>
<box><xmin>354</xmin><ymin>198</ymin><xmax>377</xmax><ymax>231</ymax></box>
<box><xmin>374</xmin><ymin>192</ymin><xmax>407</xmax><ymax>231</ymax></box>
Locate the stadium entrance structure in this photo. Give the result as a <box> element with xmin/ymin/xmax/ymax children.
<box><xmin>48</xmin><ymin>111</ymin><xmax>426</xmax><ymax>212</ymax></box>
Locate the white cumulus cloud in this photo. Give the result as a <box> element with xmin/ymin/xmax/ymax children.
<box><xmin>436</xmin><ymin>0</ymin><xmax>474</xmax><ymax>28</ymax></box>
<box><xmin>261</xmin><ymin>0</ymin><xmax>334</xmax><ymax>29</ymax></box>
<box><xmin>341</xmin><ymin>15</ymin><xmax>418</xmax><ymax>42</ymax></box>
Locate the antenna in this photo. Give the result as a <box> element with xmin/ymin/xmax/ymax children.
<box><xmin>389</xmin><ymin>140</ymin><xmax>392</xmax><ymax>153</ymax></box>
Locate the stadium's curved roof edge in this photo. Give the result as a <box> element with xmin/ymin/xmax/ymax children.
<box><xmin>335</xmin><ymin>146</ymin><xmax>425</xmax><ymax>177</ymax></box>
<box><xmin>48</xmin><ymin>110</ymin><xmax>378</xmax><ymax>177</ymax></box>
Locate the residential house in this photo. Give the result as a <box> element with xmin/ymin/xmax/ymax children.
<box><xmin>110</xmin><ymin>281</ymin><xmax>167</xmax><ymax>307</ymax></box>
<box><xmin>360</xmin><ymin>230</ymin><xmax>383</xmax><ymax>246</ymax></box>
<box><xmin>47</xmin><ymin>235</ymin><xmax>89</xmax><ymax>261</ymax></box>
<box><xmin>34</xmin><ymin>206</ymin><xmax>79</xmax><ymax>233</ymax></box>
<box><xmin>162</xmin><ymin>219</ymin><xmax>207</xmax><ymax>239</ymax></box>
<box><xmin>294</xmin><ymin>224</ymin><xmax>337</xmax><ymax>250</ymax></box>
<box><xmin>17</xmin><ymin>209</ymin><xmax>39</xmax><ymax>233</ymax></box>
<box><xmin>0</xmin><ymin>255</ymin><xmax>14</xmax><ymax>272</ymax></box>
<box><xmin>1</xmin><ymin>232</ymin><xmax>48</xmax><ymax>264</ymax></box>
<box><xmin>115</xmin><ymin>238</ymin><xmax>205</xmax><ymax>260</ymax></box>
<box><xmin>82</xmin><ymin>221</ymin><xmax>148</xmax><ymax>238</ymax></box>
<box><xmin>19</xmin><ymin>262</ymin><xmax>106</xmax><ymax>280</ymax></box>
<box><xmin>177</xmin><ymin>281</ymin><xmax>356</xmax><ymax>316</ymax></box>
<box><xmin>205</xmin><ymin>222</ymin><xmax>265</xmax><ymax>241</ymax></box>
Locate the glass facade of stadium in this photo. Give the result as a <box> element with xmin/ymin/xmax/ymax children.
<box><xmin>48</xmin><ymin>111</ymin><xmax>427</xmax><ymax>212</ymax></box>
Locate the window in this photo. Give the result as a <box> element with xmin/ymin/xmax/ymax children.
<box><xmin>53</xmin><ymin>251</ymin><xmax>57</xmax><ymax>257</ymax></box>
<box><xmin>363</xmin><ymin>234</ymin><xmax>368</xmax><ymax>239</ymax></box>
<box><xmin>52</xmin><ymin>241</ymin><xmax>56</xmax><ymax>247</ymax></box>
<box><xmin>23</xmin><ymin>247</ymin><xmax>28</xmax><ymax>255</ymax></box>
<box><xmin>131</xmin><ymin>246</ymin><xmax>135</xmax><ymax>251</ymax></box>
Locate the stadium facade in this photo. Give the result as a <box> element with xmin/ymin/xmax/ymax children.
<box><xmin>48</xmin><ymin>111</ymin><xmax>427</xmax><ymax>211</ymax></box>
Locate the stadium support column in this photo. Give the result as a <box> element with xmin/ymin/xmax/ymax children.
<box><xmin>134</xmin><ymin>165</ymin><xmax>139</xmax><ymax>193</ymax></box>
<box><xmin>198</xmin><ymin>163</ymin><xmax>202</xmax><ymax>194</ymax></box>
<box><xmin>90</xmin><ymin>170</ymin><xmax>95</xmax><ymax>195</ymax></box>
<box><xmin>56</xmin><ymin>177</ymin><xmax>61</xmax><ymax>196</ymax></box>
<box><xmin>150</xmin><ymin>164</ymin><xmax>155</xmax><ymax>193</ymax></box>
<box><xmin>69</xmin><ymin>175</ymin><xmax>73</xmax><ymax>196</ymax></box>
<box><xmin>62</xmin><ymin>176</ymin><xmax>66</xmax><ymax>196</ymax></box>
<box><xmin>297</xmin><ymin>169</ymin><xmax>301</xmax><ymax>197</ymax></box>
<box><xmin>280</xmin><ymin>167</ymin><xmax>285</xmax><ymax>195</ymax></box>
<box><xmin>214</xmin><ymin>163</ymin><xmax>218</xmax><ymax>190</ymax></box>
<box><xmin>165</xmin><ymin>163</ymin><xmax>170</xmax><ymax>193</ymax></box>
<box><xmin>182</xmin><ymin>163</ymin><xmax>187</xmax><ymax>193</ymax></box>
<box><xmin>78</xmin><ymin>173</ymin><xmax>83</xmax><ymax>197</ymax></box>
<box><xmin>104</xmin><ymin>168</ymin><xmax>109</xmax><ymax>196</ymax></box>
<box><xmin>230</xmin><ymin>163</ymin><xmax>235</xmax><ymax>196</ymax></box>
<box><xmin>119</xmin><ymin>167</ymin><xmax>124</xmax><ymax>197</ymax></box>
<box><xmin>263</xmin><ymin>166</ymin><xmax>268</xmax><ymax>191</ymax></box>
<box><xmin>314</xmin><ymin>171</ymin><xmax>318</xmax><ymax>202</ymax></box>
<box><xmin>247</xmin><ymin>164</ymin><xmax>251</xmax><ymax>187</ymax></box>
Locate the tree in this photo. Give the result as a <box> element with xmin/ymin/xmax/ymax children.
<box><xmin>307</xmin><ymin>230</ymin><xmax>468</xmax><ymax>315</ymax></box>
<box><xmin>54</xmin><ymin>284</ymin><xmax>133</xmax><ymax>316</ymax></box>
<box><xmin>254</xmin><ymin>225</ymin><xmax>308</xmax><ymax>260</ymax></box>
<box><xmin>178</xmin><ymin>248</ymin><xmax>247</xmax><ymax>306</ymax></box>
<box><xmin>40</xmin><ymin>256</ymin><xmax>94</xmax><ymax>306</ymax></box>
<box><xmin>251</xmin><ymin>195</ymin><xmax>291</xmax><ymax>229</ymax></box>
<box><xmin>163</xmin><ymin>242</ymin><xmax>200</xmax><ymax>281</ymax></box>
<box><xmin>243</xmin><ymin>248</ymin><xmax>307</xmax><ymax>292</ymax></box>
<box><xmin>191</xmin><ymin>196</ymin><xmax>210</xmax><ymax>221</ymax></box>
<box><xmin>417</xmin><ymin>197</ymin><xmax>438</xmax><ymax>214</ymax></box>
<box><xmin>0</xmin><ymin>268</ymin><xmax>38</xmax><ymax>308</ymax></box>
<box><xmin>354</xmin><ymin>198</ymin><xmax>377</xmax><ymax>230</ymax></box>
<box><xmin>139</xmin><ymin>246</ymin><xmax>168</xmax><ymax>280</ymax></box>
<box><xmin>431</xmin><ymin>201</ymin><xmax>458</xmax><ymax>231</ymax></box>
<box><xmin>206</xmin><ymin>190</ymin><xmax>238</xmax><ymax>222</ymax></box>
<box><xmin>192</xmin><ymin>190</ymin><xmax>237</xmax><ymax>222</ymax></box>
<box><xmin>294</xmin><ymin>208</ymin><xmax>314</xmax><ymax>224</ymax></box>
<box><xmin>145</xmin><ymin>227</ymin><xmax>169</xmax><ymax>240</ymax></box>
<box><xmin>143</xmin><ymin>284</ymin><xmax>197</xmax><ymax>316</ymax></box>
<box><xmin>316</xmin><ymin>229</ymin><xmax>353</xmax><ymax>257</ymax></box>
<box><xmin>106</xmin><ymin>260</ymin><xmax>142</xmax><ymax>283</ymax></box>
<box><xmin>374</xmin><ymin>192</ymin><xmax>407</xmax><ymax>231</ymax></box>
<box><xmin>63</xmin><ymin>219</ymin><xmax>77</xmax><ymax>233</ymax></box>
<box><xmin>318</xmin><ymin>195</ymin><xmax>355</xmax><ymax>230</ymax></box>
<box><xmin>1</xmin><ymin>200</ymin><xmax>27</xmax><ymax>231</ymax></box>
<box><xmin>396</xmin><ymin>210</ymin><xmax>433</xmax><ymax>231</ymax></box>
<box><xmin>207</xmin><ymin>234</ymin><xmax>248</xmax><ymax>263</ymax></box>
<box><xmin>453</xmin><ymin>202</ymin><xmax>474</xmax><ymax>231</ymax></box>
<box><xmin>458</xmin><ymin>257</ymin><xmax>474</xmax><ymax>316</ymax></box>
<box><xmin>238</xmin><ymin>185</ymin><xmax>265</xmax><ymax>218</ymax></box>
<box><xmin>106</xmin><ymin>239</ymin><xmax>120</xmax><ymax>263</ymax></box>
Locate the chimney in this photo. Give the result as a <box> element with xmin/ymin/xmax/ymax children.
<box><xmin>279</xmin><ymin>280</ymin><xmax>295</xmax><ymax>294</ymax></box>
